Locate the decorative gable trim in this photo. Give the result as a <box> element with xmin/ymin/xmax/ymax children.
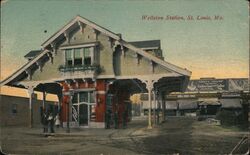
<box><xmin>59</xmin><ymin>42</ymin><xmax>99</xmax><ymax>50</ymax></box>
<box><xmin>41</xmin><ymin>15</ymin><xmax>120</xmax><ymax>49</ymax></box>
<box><xmin>0</xmin><ymin>15</ymin><xmax>191</xmax><ymax>87</ymax></box>
<box><xmin>41</xmin><ymin>15</ymin><xmax>191</xmax><ymax>76</ymax></box>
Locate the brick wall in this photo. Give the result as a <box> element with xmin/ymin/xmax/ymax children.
<box><xmin>0</xmin><ymin>95</ymin><xmax>54</xmax><ymax>127</ymax></box>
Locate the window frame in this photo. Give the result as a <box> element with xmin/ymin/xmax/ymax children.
<box><xmin>63</xmin><ymin>45</ymin><xmax>96</xmax><ymax>67</ymax></box>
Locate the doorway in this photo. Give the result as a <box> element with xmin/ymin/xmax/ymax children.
<box><xmin>72</xmin><ymin>90</ymin><xmax>96</xmax><ymax>126</ymax></box>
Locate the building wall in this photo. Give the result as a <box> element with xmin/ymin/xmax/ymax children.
<box><xmin>0</xmin><ymin>95</ymin><xmax>54</xmax><ymax>127</ymax></box>
<box><xmin>31</xmin><ymin>49</ymin><xmax>64</xmax><ymax>81</ymax></box>
<box><xmin>114</xmin><ymin>48</ymin><xmax>170</xmax><ymax>76</ymax></box>
<box><xmin>30</xmin><ymin>24</ymin><xmax>170</xmax><ymax>81</ymax></box>
<box><xmin>31</xmin><ymin>25</ymin><xmax>116</xmax><ymax>81</ymax></box>
<box><xmin>60</xmin><ymin>79</ymin><xmax>107</xmax><ymax>123</ymax></box>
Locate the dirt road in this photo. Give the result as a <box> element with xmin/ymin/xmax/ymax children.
<box><xmin>1</xmin><ymin>117</ymin><xmax>248</xmax><ymax>155</ymax></box>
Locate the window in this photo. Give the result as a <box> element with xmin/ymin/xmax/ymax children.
<box><xmin>84</xmin><ymin>48</ymin><xmax>91</xmax><ymax>65</ymax></box>
<box><xmin>65</xmin><ymin>49</ymin><xmax>72</xmax><ymax>66</ymax></box>
<box><xmin>73</xmin><ymin>91</ymin><xmax>96</xmax><ymax>104</ymax></box>
<box><xmin>64</xmin><ymin>47</ymin><xmax>94</xmax><ymax>66</ymax></box>
<box><xmin>79</xmin><ymin>92</ymin><xmax>88</xmax><ymax>103</ymax></box>
<box><xmin>12</xmin><ymin>104</ymin><xmax>17</xmax><ymax>115</ymax></box>
<box><xmin>74</xmin><ymin>48</ymin><xmax>82</xmax><ymax>66</ymax></box>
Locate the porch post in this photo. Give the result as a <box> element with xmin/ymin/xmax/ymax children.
<box><xmin>143</xmin><ymin>79</ymin><xmax>154</xmax><ymax>129</ymax></box>
<box><xmin>148</xmin><ymin>86</ymin><xmax>152</xmax><ymax>129</ymax></box>
<box><xmin>27</xmin><ymin>87</ymin><xmax>34</xmax><ymax>128</ymax></box>
<box><xmin>153</xmin><ymin>90</ymin><xmax>156</xmax><ymax>126</ymax></box>
<box><xmin>156</xmin><ymin>93</ymin><xmax>160</xmax><ymax>125</ymax></box>
<box><xmin>42</xmin><ymin>90</ymin><xmax>46</xmax><ymax>110</ymax></box>
<box><xmin>161</xmin><ymin>92</ymin><xmax>166</xmax><ymax>123</ymax></box>
<box><xmin>57</xmin><ymin>91</ymin><xmax>63</xmax><ymax>126</ymax></box>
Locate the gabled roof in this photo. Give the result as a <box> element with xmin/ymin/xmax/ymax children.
<box><xmin>41</xmin><ymin>15</ymin><xmax>120</xmax><ymax>48</ymax></box>
<box><xmin>0</xmin><ymin>15</ymin><xmax>191</xmax><ymax>87</ymax></box>
<box><xmin>41</xmin><ymin>15</ymin><xmax>190</xmax><ymax>76</ymax></box>
<box><xmin>24</xmin><ymin>50</ymin><xmax>42</xmax><ymax>59</ymax></box>
<box><xmin>129</xmin><ymin>40</ymin><xmax>160</xmax><ymax>49</ymax></box>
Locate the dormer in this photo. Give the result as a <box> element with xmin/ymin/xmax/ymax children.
<box><xmin>129</xmin><ymin>40</ymin><xmax>164</xmax><ymax>60</ymax></box>
<box><xmin>24</xmin><ymin>50</ymin><xmax>42</xmax><ymax>61</ymax></box>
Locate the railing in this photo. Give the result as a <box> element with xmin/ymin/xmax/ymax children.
<box><xmin>58</xmin><ymin>64</ymin><xmax>101</xmax><ymax>73</ymax></box>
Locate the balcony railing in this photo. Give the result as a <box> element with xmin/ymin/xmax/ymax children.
<box><xmin>58</xmin><ymin>64</ymin><xmax>101</xmax><ymax>74</ymax></box>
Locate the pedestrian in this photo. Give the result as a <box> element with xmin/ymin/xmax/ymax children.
<box><xmin>40</xmin><ymin>107</ymin><xmax>48</xmax><ymax>134</ymax></box>
<box><xmin>47</xmin><ymin>111</ymin><xmax>55</xmax><ymax>133</ymax></box>
<box><xmin>55</xmin><ymin>114</ymin><xmax>60</xmax><ymax>128</ymax></box>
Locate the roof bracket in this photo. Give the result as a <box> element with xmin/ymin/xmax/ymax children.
<box><xmin>77</xmin><ymin>21</ymin><xmax>86</xmax><ymax>34</ymax></box>
<box><xmin>121</xmin><ymin>44</ymin><xmax>126</xmax><ymax>57</ymax></box>
<box><xmin>65</xmin><ymin>79</ymin><xmax>73</xmax><ymax>88</ymax></box>
<box><xmin>73</xmin><ymin>79</ymin><xmax>79</xmax><ymax>88</ymax></box>
<box><xmin>35</xmin><ymin>59</ymin><xmax>44</xmax><ymax>72</ymax></box>
<box><xmin>136</xmin><ymin>54</ymin><xmax>142</xmax><ymax>65</ymax></box>
<box><xmin>46</xmin><ymin>52</ymin><xmax>53</xmax><ymax>64</ymax></box>
<box><xmin>64</xmin><ymin>31</ymin><xmax>70</xmax><ymax>44</ymax></box>
<box><xmin>108</xmin><ymin>37</ymin><xmax>114</xmax><ymax>49</ymax></box>
<box><xmin>92</xmin><ymin>29</ymin><xmax>100</xmax><ymax>41</ymax></box>
<box><xmin>50</xmin><ymin>42</ymin><xmax>57</xmax><ymax>56</ymax></box>
<box><xmin>150</xmin><ymin>61</ymin><xmax>155</xmax><ymax>73</ymax></box>
<box><xmin>25</xmin><ymin>68</ymin><xmax>33</xmax><ymax>80</ymax></box>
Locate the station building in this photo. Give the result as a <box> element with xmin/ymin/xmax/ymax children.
<box><xmin>0</xmin><ymin>15</ymin><xmax>191</xmax><ymax>128</ymax></box>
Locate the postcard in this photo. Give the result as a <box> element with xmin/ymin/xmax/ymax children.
<box><xmin>0</xmin><ymin>0</ymin><xmax>249</xmax><ymax>154</ymax></box>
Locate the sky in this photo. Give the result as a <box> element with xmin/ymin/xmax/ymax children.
<box><xmin>0</xmin><ymin>0</ymin><xmax>249</xmax><ymax>98</ymax></box>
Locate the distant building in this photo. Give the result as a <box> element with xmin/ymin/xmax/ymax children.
<box><xmin>141</xmin><ymin>78</ymin><xmax>249</xmax><ymax>116</ymax></box>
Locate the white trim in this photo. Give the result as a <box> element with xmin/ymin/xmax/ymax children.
<box><xmin>0</xmin><ymin>50</ymin><xmax>50</xmax><ymax>87</ymax></box>
<box><xmin>41</xmin><ymin>15</ymin><xmax>120</xmax><ymax>48</ymax></box>
<box><xmin>59</xmin><ymin>43</ymin><xmax>98</xmax><ymax>50</ymax></box>
<box><xmin>115</xmin><ymin>73</ymin><xmax>182</xmax><ymax>80</ymax></box>
<box><xmin>141</xmin><ymin>47</ymin><xmax>159</xmax><ymax>50</ymax></box>
<box><xmin>73</xmin><ymin>88</ymin><xmax>95</xmax><ymax>92</ymax></box>
<box><xmin>96</xmin><ymin>75</ymin><xmax>116</xmax><ymax>79</ymax></box>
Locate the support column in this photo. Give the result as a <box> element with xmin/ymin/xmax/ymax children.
<box><xmin>161</xmin><ymin>92</ymin><xmax>166</xmax><ymax>123</ymax></box>
<box><xmin>153</xmin><ymin>90</ymin><xmax>157</xmax><ymax>126</ymax></box>
<box><xmin>156</xmin><ymin>94</ymin><xmax>160</xmax><ymax>125</ymax></box>
<box><xmin>27</xmin><ymin>87</ymin><xmax>34</xmax><ymax>128</ymax></box>
<box><xmin>148</xmin><ymin>86</ymin><xmax>152</xmax><ymax>129</ymax></box>
<box><xmin>57</xmin><ymin>91</ymin><xmax>63</xmax><ymax>126</ymax></box>
<box><xmin>143</xmin><ymin>79</ymin><xmax>155</xmax><ymax>129</ymax></box>
<box><xmin>42</xmin><ymin>90</ymin><xmax>46</xmax><ymax>110</ymax></box>
<box><xmin>64</xmin><ymin>89</ymin><xmax>74</xmax><ymax>133</ymax></box>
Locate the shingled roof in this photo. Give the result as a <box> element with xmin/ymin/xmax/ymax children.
<box><xmin>24</xmin><ymin>50</ymin><xmax>42</xmax><ymax>59</ymax></box>
<box><xmin>129</xmin><ymin>40</ymin><xmax>161</xmax><ymax>49</ymax></box>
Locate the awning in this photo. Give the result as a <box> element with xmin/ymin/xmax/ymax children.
<box><xmin>199</xmin><ymin>101</ymin><xmax>221</xmax><ymax>106</ymax></box>
<box><xmin>198</xmin><ymin>98</ymin><xmax>220</xmax><ymax>106</ymax></box>
<box><xmin>198</xmin><ymin>98</ymin><xmax>218</xmax><ymax>102</ymax></box>
<box><xmin>220</xmin><ymin>98</ymin><xmax>242</xmax><ymax>108</ymax></box>
<box><xmin>166</xmin><ymin>100</ymin><xmax>177</xmax><ymax>110</ymax></box>
<box><xmin>178</xmin><ymin>99</ymin><xmax>198</xmax><ymax>109</ymax></box>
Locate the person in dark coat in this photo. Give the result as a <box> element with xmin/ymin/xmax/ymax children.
<box><xmin>47</xmin><ymin>110</ymin><xmax>55</xmax><ymax>133</ymax></box>
<box><xmin>40</xmin><ymin>107</ymin><xmax>48</xmax><ymax>133</ymax></box>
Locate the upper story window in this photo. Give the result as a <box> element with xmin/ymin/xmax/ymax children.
<box><xmin>59</xmin><ymin>42</ymin><xmax>100</xmax><ymax>73</ymax></box>
<box><xmin>65</xmin><ymin>47</ymin><xmax>93</xmax><ymax>66</ymax></box>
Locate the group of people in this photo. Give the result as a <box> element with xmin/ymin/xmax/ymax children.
<box><xmin>40</xmin><ymin>106</ymin><xmax>60</xmax><ymax>134</ymax></box>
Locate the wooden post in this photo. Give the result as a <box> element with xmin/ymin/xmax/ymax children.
<box><xmin>27</xmin><ymin>87</ymin><xmax>34</xmax><ymax>128</ymax></box>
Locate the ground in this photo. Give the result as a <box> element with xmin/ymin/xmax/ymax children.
<box><xmin>1</xmin><ymin>117</ymin><xmax>248</xmax><ymax>155</ymax></box>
